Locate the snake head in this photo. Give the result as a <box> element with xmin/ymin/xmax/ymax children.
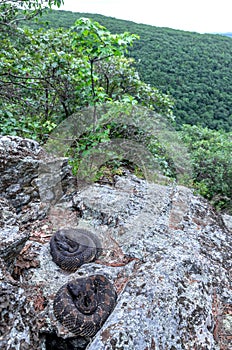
<box><xmin>54</xmin><ymin>230</ymin><xmax>78</xmax><ymax>252</ymax></box>
<box><xmin>68</xmin><ymin>280</ymin><xmax>98</xmax><ymax>315</ymax></box>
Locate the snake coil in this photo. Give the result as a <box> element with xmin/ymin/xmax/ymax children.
<box><xmin>50</xmin><ymin>228</ymin><xmax>102</xmax><ymax>271</ymax></box>
<box><xmin>53</xmin><ymin>275</ymin><xmax>117</xmax><ymax>337</ymax></box>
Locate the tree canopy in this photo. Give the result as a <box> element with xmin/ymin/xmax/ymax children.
<box><xmin>0</xmin><ymin>3</ymin><xmax>231</xmax><ymax>213</ymax></box>
<box><xmin>0</xmin><ymin>0</ymin><xmax>63</xmax><ymax>27</ymax></box>
<box><xmin>29</xmin><ymin>10</ymin><xmax>232</xmax><ymax>131</ymax></box>
<box><xmin>0</xmin><ymin>5</ymin><xmax>173</xmax><ymax>139</ymax></box>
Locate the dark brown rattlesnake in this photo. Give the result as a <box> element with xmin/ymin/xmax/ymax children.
<box><xmin>50</xmin><ymin>228</ymin><xmax>102</xmax><ymax>272</ymax></box>
<box><xmin>53</xmin><ymin>274</ymin><xmax>117</xmax><ymax>337</ymax></box>
<box><xmin>50</xmin><ymin>229</ymin><xmax>117</xmax><ymax>337</ymax></box>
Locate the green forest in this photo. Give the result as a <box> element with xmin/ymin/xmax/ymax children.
<box><xmin>28</xmin><ymin>10</ymin><xmax>232</xmax><ymax>131</ymax></box>
<box><xmin>0</xmin><ymin>2</ymin><xmax>231</xmax><ymax>213</ymax></box>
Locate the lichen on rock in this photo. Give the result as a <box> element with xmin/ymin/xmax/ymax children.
<box><xmin>0</xmin><ymin>136</ymin><xmax>231</xmax><ymax>350</ymax></box>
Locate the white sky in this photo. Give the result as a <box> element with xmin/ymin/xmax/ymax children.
<box><xmin>53</xmin><ymin>0</ymin><xmax>232</xmax><ymax>33</ymax></box>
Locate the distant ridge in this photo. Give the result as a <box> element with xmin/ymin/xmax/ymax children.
<box><xmin>25</xmin><ymin>10</ymin><xmax>232</xmax><ymax>131</ymax></box>
<box><xmin>220</xmin><ymin>32</ymin><xmax>232</xmax><ymax>38</ymax></box>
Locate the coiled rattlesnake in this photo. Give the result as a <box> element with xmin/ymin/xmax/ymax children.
<box><xmin>50</xmin><ymin>229</ymin><xmax>117</xmax><ymax>337</ymax></box>
<box><xmin>50</xmin><ymin>228</ymin><xmax>102</xmax><ymax>272</ymax></box>
<box><xmin>53</xmin><ymin>274</ymin><xmax>117</xmax><ymax>337</ymax></box>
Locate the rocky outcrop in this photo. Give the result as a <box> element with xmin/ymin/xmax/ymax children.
<box><xmin>0</xmin><ymin>136</ymin><xmax>231</xmax><ymax>350</ymax></box>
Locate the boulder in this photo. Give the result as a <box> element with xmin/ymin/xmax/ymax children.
<box><xmin>0</xmin><ymin>136</ymin><xmax>231</xmax><ymax>350</ymax></box>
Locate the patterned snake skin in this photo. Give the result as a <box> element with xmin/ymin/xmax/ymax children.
<box><xmin>50</xmin><ymin>228</ymin><xmax>102</xmax><ymax>272</ymax></box>
<box><xmin>53</xmin><ymin>274</ymin><xmax>117</xmax><ymax>337</ymax></box>
<box><xmin>50</xmin><ymin>228</ymin><xmax>117</xmax><ymax>336</ymax></box>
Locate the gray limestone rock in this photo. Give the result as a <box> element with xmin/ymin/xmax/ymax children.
<box><xmin>0</xmin><ymin>136</ymin><xmax>231</xmax><ymax>350</ymax></box>
<box><xmin>72</xmin><ymin>177</ymin><xmax>232</xmax><ymax>350</ymax></box>
<box><xmin>0</xmin><ymin>136</ymin><xmax>44</xmax><ymax>209</ymax></box>
<box><xmin>223</xmin><ymin>214</ymin><xmax>232</xmax><ymax>232</ymax></box>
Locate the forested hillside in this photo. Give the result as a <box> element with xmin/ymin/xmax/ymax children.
<box><xmin>1</xmin><ymin>3</ymin><xmax>231</xmax><ymax>213</ymax></box>
<box><xmin>27</xmin><ymin>10</ymin><xmax>232</xmax><ymax>131</ymax></box>
<box><xmin>221</xmin><ymin>33</ymin><xmax>232</xmax><ymax>38</ymax></box>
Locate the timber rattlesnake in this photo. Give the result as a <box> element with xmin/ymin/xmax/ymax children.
<box><xmin>53</xmin><ymin>274</ymin><xmax>117</xmax><ymax>336</ymax></box>
<box><xmin>50</xmin><ymin>228</ymin><xmax>117</xmax><ymax>337</ymax></box>
<box><xmin>50</xmin><ymin>228</ymin><xmax>102</xmax><ymax>272</ymax></box>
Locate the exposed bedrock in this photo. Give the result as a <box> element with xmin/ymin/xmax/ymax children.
<box><xmin>0</xmin><ymin>136</ymin><xmax>231</xmax><ymax>350</ymax></box>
